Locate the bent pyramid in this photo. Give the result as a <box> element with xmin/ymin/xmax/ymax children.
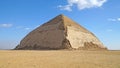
<box><xmin>15</xmin><ymin>14</ymin><xmax>107</xmax><ymax>50</ymax></box>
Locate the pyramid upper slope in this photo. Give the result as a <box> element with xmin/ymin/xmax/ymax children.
<box><xmin>41</xmin><ymin>14</ymin><xmax>91</xmax><ymax>33</ymax></box>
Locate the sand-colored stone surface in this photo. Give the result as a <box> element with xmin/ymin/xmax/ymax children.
<box><xmin>66</xmin><ymin>26</ymin><xmax>104</xmax><ymax>49</ymax></box>
<box><xmin>15</xmin><ymin>14</ymin><xmax>107</xmax><ymax>50</ymax></box>
<box><xmin>0</xmin><ymin>50</ymin><xmax>120</xmax><ymax>68</ymax></box>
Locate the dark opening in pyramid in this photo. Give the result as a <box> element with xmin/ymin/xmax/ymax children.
<box><xmin>15</xmin><ymin>14</ymin><xmax>107</xmax><ymax>50</ymax></box>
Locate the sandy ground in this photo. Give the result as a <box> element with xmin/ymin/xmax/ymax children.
<box><xmin>0</xmin><ymin>50</ymin><xmax>120</xmax><ymax>68</ymax></box>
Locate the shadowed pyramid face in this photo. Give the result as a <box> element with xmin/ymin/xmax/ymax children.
<box><xmin>15</xmin><ymin>14</ymin><xmax>107</xmax><ymax>50</ymax></box>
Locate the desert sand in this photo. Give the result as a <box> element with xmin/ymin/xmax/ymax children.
<box><xmin>0</xmin><ymin>50</ymin><xmax>120</xmax><ymax>68</ymax></box>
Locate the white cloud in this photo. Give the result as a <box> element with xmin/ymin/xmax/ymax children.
<box><xmin>117</xmin><ymin>18</ymin><xmax>120</xmax><ymax>21</ymax></box>
<box><xmin>108</xmin><ymin>18</ymin><xmax>116</xmax><ymax>22</ymax></box>
<box><xmin>16</xmin><ymin>25</ymin><xmax>39</xmax><ymax>31</ymax></box>
<box><xmin>58</xmin><ymin>5</ymin><xmax>72</xmax><ymax>11</ymax></box>
<box><xmin>58</xmin><ymin>0</ymin><xmax>107</xmax><ymax>11</ymax></box>
<box><xmin>16</xmin><ymin>26</ymin><xmax>31</xmax><ymax>30</ymax></box>
<box><xmin>24</xmin><ymin>28</ymin><xmax>31</xmax><ymax>30</ymax></box>
<box><xmin>0</xmin><ymin>24</ymin><xmax>13</xmax><ymax>28</ymax></box>
<box><xmin>108</xmin><ymin>18</ymin><xmax>120</xmax><ymax>22</ymax></box>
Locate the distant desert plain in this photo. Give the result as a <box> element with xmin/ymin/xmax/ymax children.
<box><xmin>0</xmin><ymin>50</ymin><xmax>120</xmax><ymax>68</ymax></box>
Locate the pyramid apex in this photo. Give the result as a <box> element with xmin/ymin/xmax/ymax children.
<box><xmin>57</xmin><ymin>14</ymin><xmax>66</xmax><ymax>18</ymax></box>
<box><xmin>59</xmin><ymin>14</ymin><xmax>64</xmax><ymax>16</ymax></box>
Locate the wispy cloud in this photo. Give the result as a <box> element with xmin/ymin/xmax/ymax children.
<box><xmin>16</xmin><ymin>25</ymin><xmax>40</xmax><ymax>31</ymax></box>
<box><xmin>58</xmin><ymin>5</ymin><xmax>72</xmax><ymax>11</ymax></box>
<box><xmin>58</xmin><ymin>0</ymin><xmax>107</xmax><ymax>11</ymax></box>
<box><xmin>24</xmin><ymin>28</ymin><xmax>31</xmax><ymax>30</ymax></box>
<box><xmin>108</xmin><ymin>18</ymin><xmax>116</xmax><ymax>22</ymax></box>
<box><xmin>108</xmin><ymin>18</ymin><xmax>120</xmax><ymax>22</ymax></box>
<box><xmin>0</xmin><ymin>24</ymin><xmax>13</xmax><ymax>28</ymax></box>
<box><xmin>16</xmin><ymin>26</ymin><xmax>31</xmax><ymax>30</ymax></box>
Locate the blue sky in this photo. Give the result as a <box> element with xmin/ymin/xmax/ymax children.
<box><xmin>0</xmin><ymin>0</ymin><xmax>120</xmax><ymax>50</ymax></box>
